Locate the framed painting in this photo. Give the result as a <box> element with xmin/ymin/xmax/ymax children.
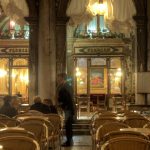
<box><xmin>90</xmin><ymin>67</ymin><xmax>107</xmax><ymax>94</ymax></box>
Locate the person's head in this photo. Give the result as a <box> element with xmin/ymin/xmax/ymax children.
<box><xmin>33</xmin><ymin>96</ymin><xmax>42</xmax><ymax>104</ymax></box>
<box><xmin>11</xmin><ymin>96</ymin><xmax>20</xmax><ymax>109</ymax></box>
<box><xmin>43</xmin><ymin>98</ymin><xmax>53</xmax><ymax>106</ymax></box>
<box><xmin>57</xmin><ymin>73</ymin><xmax>67</xmax><ymax>84</ymax></box>
<box><xmin>3</xmin><ymin>95</ymin><xmax>12</xmax><ymax>105</ymax></box>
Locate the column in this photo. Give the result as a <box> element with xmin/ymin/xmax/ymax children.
<box><xmin>56</xmin><ymin>17</ymin><xmax>68</xmax><ymax>74</ymax></box>
<box><xmin>25</xmin><ymin>17</ymin><xmax>38</xmax><ymax>104</ymax></box>
<box><xmin>133</xmin><ymin>0</ymin><xmax>148</xmax><ymax>71</ymax></box>
<box><xmin>38</xmin><ymin>0</ymin><xmax>56</xmax><ymax>101</ymax></box>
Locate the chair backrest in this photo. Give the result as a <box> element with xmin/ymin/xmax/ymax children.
<box><xmin>143</xmin><ymin>122</ymin><xmax>150</xmax><ymax>128</ymax></box>
<box><xmin>102</xmin><ymin>137</ymin><xmax>150</xmax><ymax>150</ymax></box>
<box><xmin>0</xmin><ymin>114</ymin><xmax>10</xmax><ymax>119</ymax></box>
<box><xmin>27</xmin><ymin>110</ymin><xmax>44</xmax><ymax>115</ymax></box>
<box><xmin>91</xmin><ymin>111</ymin><xmax>116</xmax><ymax>123</ymax></box>
<box><xmin>91</xmin><ymin>117</ymin><xmax>118</xmax><ymax>135</ymax></box>
<box><xmin>19</xmin><ymin>120</ymin><xmax>47</xmax><ymax>142</ymax></box>
<box><xmin>123</xmin><ymin>117</ymin><xmax>149</xmax><ymax>128</ymax></box>
<box><xmin>103</xmin><ymin>130</ymin><xmax>149</xmax><ymax>143</ymax></box>
<box><xmin>0</xmin><ymin>118</ymin><xmax>20</xmax><ymax>127</ymax></box>
<box><xmin>0</xmin><ymin>122</ymin><xmax>7</xmax><ymax>128</ymax></box>
<box><xmin>96</xmin><ymin>122</ymin><xmax>129</xmax><ymax>142</ymax></box>
<box><xmin>19</xmin><ymin>117</ymin><xmax>54</xmax><ymax>141</ymax></box>
<box><xmin>124</xmin><ymin>111</ymin><xmax>143</xmax><ymax>118</ymax></box>
<box><xmin>44</xmin><ymin>113</ymin><xmax>63</xmax><ymax>134</ymax></box>
<box><xmin>0</xmin><ymin>127</ymin><xmax>36</xmax><ymax>140</ymax></box>
<box><xmin>0</xmin><ymin>135</ymin><xmax>40</xmax><ymax>150</ymax></box>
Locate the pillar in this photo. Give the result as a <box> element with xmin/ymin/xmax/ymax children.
<box><xmin>133</xmin><ymin>0</ymin><xmax>148</xmax><ymax>71</ymax></box>
<box><xmin>38</xmin><ymin>0</ymin><xmax>56</xmax><ymax>102</ymax></box>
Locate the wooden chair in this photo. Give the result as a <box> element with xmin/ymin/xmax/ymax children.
<box><xmin>0</xmin><ymin>136</ymin><xmax>40</xmax><ymax>150</ymax></box>
<box><xmin>123</xmin><ymin>117</ymin><xmax>149</xmax><ymax>128</ymax></box>
<box><xmin>143</xmin><ymin>122</ymin><xmax>150</xmax><ymax>128</ymax></box>
<box><xmin>102</xmin><ymin>130</ymin><xmax>149</xmax><ymax>144</ymax></box>
<box><xmin>44</xmin><ymin>114</ymin><xmax>63</xmax><ymax>150</ymax></box>
<box><xmin>0</xmin><ymin>118</ymin><xmax>20</xmax><ymax>127</ymax></box>
<box><xmin>0</xmin><ymin>114</ymin><xmax>10</xmax><ymax>119</ymax></box>
<box><xmin>77</xmin><ymin>96</ymin><xmax>90</xmax><ymax>117</ymax></box>
<box><xmin>0</xmin><ymin>122</ymin><xmax>7</xmax><ymax>128</ymax></box>
<box><xmin>19</xmin><ymin>117</ymin><xmax>54</xmax><ymax>150</ymax></box>
<box><xmin>117</xmin><ymin>110</ymin><xmax>143</xmax><ymax>118</ymax></box>
<box><xmin>91</xmin><ymin>117</ymin><xmax>118</xmax><ymax>150</ymax></box>
<box><xmin>112</xmin><ymin>95</ymin><xmax>125</xmax><ymax>112</ymax></box>
<box><xmin>96</xmin><ymin>122</ymin><xmax>129</xmax><ymax>144</ymax></box>
<box><xmin>91</xmin><ymin>111</ymin><xmax>117</xmax><ymax>121</ymax></box>
<box><xmin>101</xmin><ymin>137</ymin><xmax>150</xmax><ymax>150</ymax></box>
<box><xmin>0</xmin><ymin>127</ymin><xmax>36</xmax><ymax>140</ymax></box>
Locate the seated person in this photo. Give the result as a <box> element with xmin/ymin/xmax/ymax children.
<box><xmin>43</xmin><ymin>98</ymin><xmax>58</xmax><ymax>114</ymax></box>
<box><xmin>11</xmin><ymin>96</ymin><xmax>20</xmax><ymax>111</ymax></box>
<box><xmin>0</xmin><ymin>95</ymin><xmax>18</xmax><ymax>117</ymax></box>
<box><xmin>30</xmin><ymin>96</ymin><xmax>52</xmax><ymax>114</ymax></box>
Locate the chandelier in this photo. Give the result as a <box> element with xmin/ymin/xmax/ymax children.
<box><xmin>88</xmin><ymin>0</ymin><xmax>107</xmax><ymax>16</ymax></box>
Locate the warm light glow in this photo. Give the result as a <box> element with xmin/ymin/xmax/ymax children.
<box><xmin>88</xmin><ymin>2</ymin><xmax>107</xmax><ymax>15</ymax></box>
<box><xmin>0</xmin><ymin>145</ymin><xmax>3</xmax><ymax>149</ymax></box>
<box><xmin>10</xmin><ymin>20</ymin><xmax>16</xmax><ymax>29</ymax></box>
<box><xmin>19</xmin><ymin>74</ymin><xmax>29</xmax><ymax>84</ymax></box>
<box><xmin>76</xmin><ymin>67</ymin><xmax>81</xmax><ymax>77</ymax></box>
<box><xmin>116</xmin><ymin>68</ymin><xmax>122</xmax><ymax>77</ymax></box>
<box><xmin>0</xmin><ymin>69</ymin><xmax>7</xmax><ymax>77</ymax></box>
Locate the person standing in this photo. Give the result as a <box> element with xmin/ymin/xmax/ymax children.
<box><xmin>57</xmin><ymin>73</ymin><xmax>75</xmax><ymax>147</ymax></box>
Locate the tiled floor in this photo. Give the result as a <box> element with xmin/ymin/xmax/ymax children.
<box><xmin>61</xmin><ymin>135</ymin><xmax>92</xmax><ymax>150</ymax></box>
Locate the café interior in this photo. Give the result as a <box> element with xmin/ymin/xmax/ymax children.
<box><xmin>0</xmin><ymin>0</ymin><xmax>150</xmax><ymax>149</ymax></box>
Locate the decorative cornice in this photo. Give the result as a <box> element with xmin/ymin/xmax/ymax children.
<box><xmin>0</xmin><ymin>47</ymin><xmax>29</xmax><ymax>55</ymax></box>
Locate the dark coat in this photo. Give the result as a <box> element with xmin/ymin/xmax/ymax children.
<box><xmin>0</xmin><ymin>103</ymin><xmax>18</xmax><ymax>118</ymax></box>
<box><xmin>30</xmin><ymin>102</ymin><xmax>56</xmax><ymax>114</ymax></box>
<box><xmin>57</xmin><ymin>82</ymin><xmax>75</xmax><ymax>115</ymax></box>
<box><xmin>48</xmin><ymin>105</ymin><xmax>58</xmax><ymax>114</ymax></box>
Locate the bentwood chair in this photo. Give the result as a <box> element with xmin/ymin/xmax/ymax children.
<box><xmin>0</xmin><ymin>117</ymin><xmax>20</xmax><ymax>127</ymax></box>
<box><xmin>19</xmin><ymin>117</ymin><xmax>54</xmax><ymax>150</ymax></box>
<box><xmin>91</xmin><ymin>117</ymin><xmax>118</xmax><ymax>150</ymax></box>
<box><xmin>102</xmin><ymin>130</ymin><xmax>149</xmax><ymax>145</ymax></box>
<box><xmin>123</xmin><ymin>117</ymin><xmax>149</xmax><ymax>128</ymax></box>
<box><xmin>101</xmin><ymin>137</ymin><xmax>150</xmax><ymax>150</ymax></box>
<box><xmin>0</xmin><ymin>114</ymin><xmax>10</xmax><ymax>119</ymax></box>
<box><xmin>0</xmin><ymin>122</ymin><xmax>7</xmax><ymax>128</ymax></box>
<box><xmin>96</xmin><ymin>122</ymin><xmax>129</xmax><ymax>150</ymax></box>
<box><xmin>0</xmin><ymin>127</ymin><xmax>36</xmax><ymax>140</ymax></box>
<box><xmin>0</xmin><ymin>136</ymin><xmax>40</xmax><ymax>150</ymax></box>
<box><xmin>44</xmin><ymin>114</ymin><xmax>63</xmax><ymax>150</ymax></box>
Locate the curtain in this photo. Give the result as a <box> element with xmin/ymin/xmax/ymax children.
<box><xmin>0</xmin><ymin>0</ymin><xmax>29</xmax><ymax>25</ymax></box>
<box><xmin>66</xmin><ymin>0</ymin><xmax>93</xmax><ymax>26</ymax></box>
<box><xmin>105</xmin><ymin>0</ymin><xmax>136</xmax><ymax>34</ymax></box>
<box><xmin>67</xmin><ymin>0</ymin><xmax>136</xmax><ymax>34</ymax></box>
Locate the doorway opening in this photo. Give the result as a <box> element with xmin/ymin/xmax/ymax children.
<box><xmin>74</xmin><ymin>57</ymin><xmax>124</xmax><ymax>119</ymax></box>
